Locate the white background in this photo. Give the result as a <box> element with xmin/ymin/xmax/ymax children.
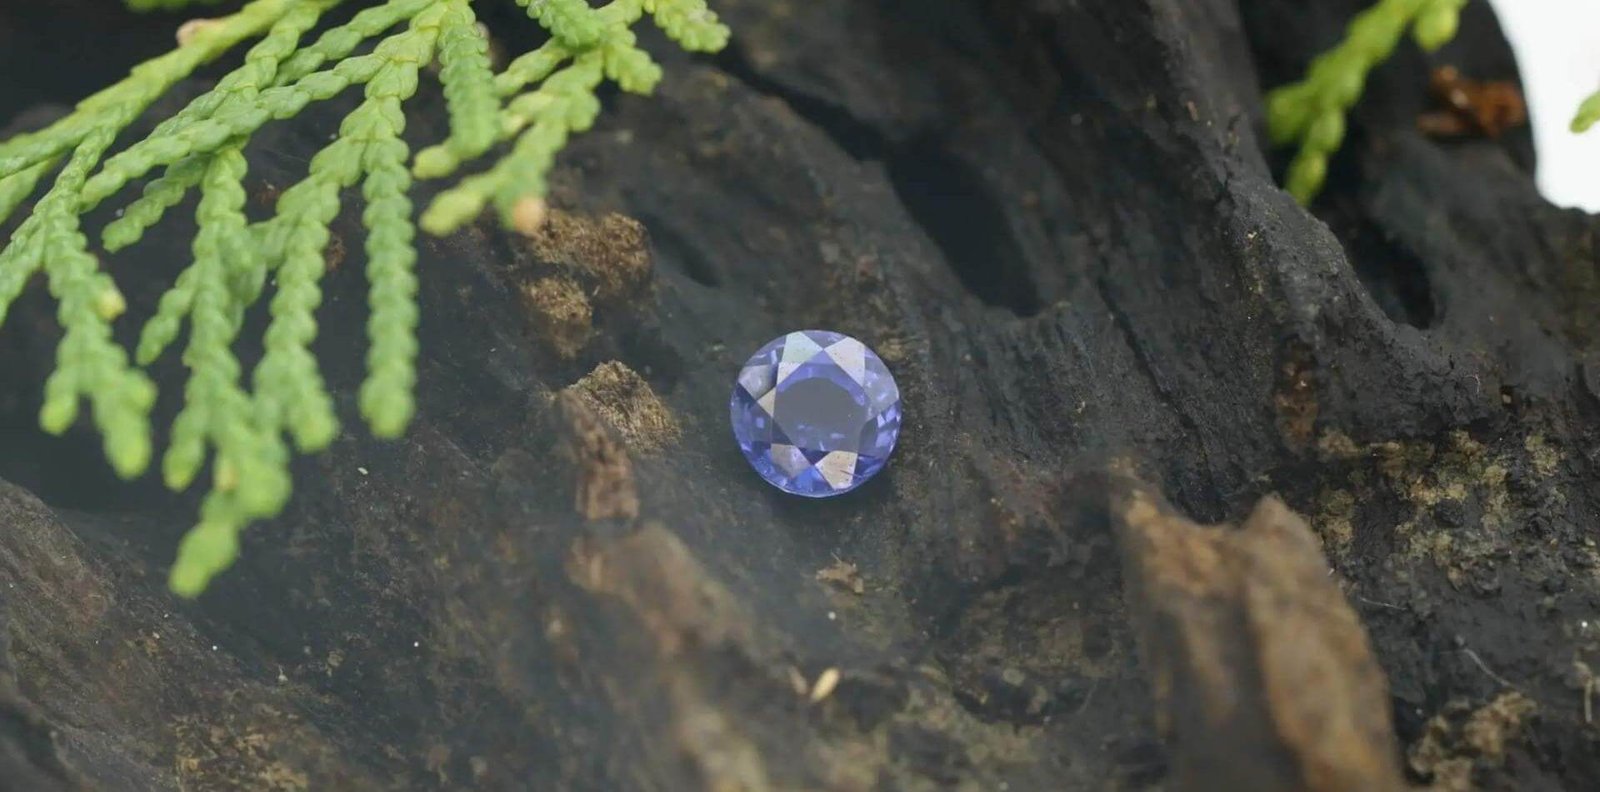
<box><xmin>1486</xmin><ymin>0</ymin><xmax>1600</xmax><ymax>212</ymax></box>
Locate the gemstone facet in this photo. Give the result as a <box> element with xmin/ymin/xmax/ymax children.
<box><xmin>730</xmin><ymin>330</ymin><xmax>901</xmax><ymax>497</ymax></box>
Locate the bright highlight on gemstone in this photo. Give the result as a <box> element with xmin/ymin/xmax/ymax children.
<box><xmin>730</xmin><ymin>330</ymin><xmax>902</xmax><ymax>497</ymax></box>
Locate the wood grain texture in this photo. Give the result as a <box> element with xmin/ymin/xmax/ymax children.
<box><xmin>1</xmin><ymin>0</ymin><xmax>1597</xmax><ymax>789</ymax></box>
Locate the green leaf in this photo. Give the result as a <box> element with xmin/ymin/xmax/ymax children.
<box><xmin>2</xmin><ymin>0</ymin><xmax>732</xmax><ymax>598</ymax></box>
<box><xmin>1574</xmin><ymin>90</ymin><xmax>1600</xmax><ymax>134</ymax></box>
<box><xmin>1263</xmin><ymin>0</ymin><xmax>1465</xmax><ymax>204</ymax></box>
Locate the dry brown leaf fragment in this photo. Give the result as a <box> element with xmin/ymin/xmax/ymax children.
<box><xmin>816</xmin><ymin>558</ymin><xmax>865</xmax><ymax>595</ymax></box>
<box><xmin>1418</xmin><ymin>65</ymin><xmax>1527</xmax><ymax>139</ymax></box>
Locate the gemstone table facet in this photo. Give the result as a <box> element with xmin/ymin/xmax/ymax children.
<box><xmin>729</xmin><ymin>330</ymin><xmax>902</xmax><ymax>497</ymax></box>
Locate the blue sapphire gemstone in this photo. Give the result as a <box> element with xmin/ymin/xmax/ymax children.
<box><xmin>730</xmin><ymin>330</ymin><xmax>902</xmax><ymax>497</ymax></box>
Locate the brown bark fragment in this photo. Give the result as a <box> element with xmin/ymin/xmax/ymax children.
<box><xmin>527</xmin><ymin>210</ymin><xmax>653</xmax><ymax>306</ymax></box>
<box><xmin>555</xmin><ymin>391</ymin><xmax>639</xmax><ymax>522</ymax></box>
<box><xmin>1408</xmin><ymin>692</ymin><xmax>1537</xmax><ymax>791</ymax></box>
<box><xmin>568</xmin><ymin>523</ymin><xmax>751</xmax><ymax>656</ymax></box>
<box><xmin>671</xmin><ymin>697</ymin><xmax>773</xmax><ymax>792</ymax></box>
<box><xmin>564</xmin><ymin>361</ymin><xmax>681</xmax><ymax>453</ymax></box>
<box><xmin>569</xmin><ymin>525</ymin><xmax>772</xmax><ymax>791</ymax></box>
<box><xmin>521</xmin><ymin>276</ymin><xmax>593</xmax><ymax>359</ymax></box>
<box><xmin>1114</xmin><ymin>484</ymin><xmax>1406</xmax><ymax>792</ymax></box>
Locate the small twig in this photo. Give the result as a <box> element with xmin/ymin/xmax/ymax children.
<box><xmin>1356</xmin><ymin>595</ymin><xmax>1404</xmax><ymax>611</ymax></box>
<box><xmin>1075</xmin><ymin>678</ymin><xmax>1101</xmax><ymax>715</ymax></box>
<box><xmin>1460</xmin><ymin>646</ymin><xmax>1516</xmax><ymax>691</ymax></box>
<box><xmin>809</xmin><ymin>667</ymin><xmax>841</xmax><ymax>704</ymax></box>
<box><xmin>1584</xmin><ymin>677</ymin><xmax>1594</xmax><ymax>725</ymax></box>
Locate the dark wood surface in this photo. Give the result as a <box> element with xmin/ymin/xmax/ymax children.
<box><xmin>1</xmin><ymin>0</ymin><xmax>1597</xmax><ymax>789</ymax></box>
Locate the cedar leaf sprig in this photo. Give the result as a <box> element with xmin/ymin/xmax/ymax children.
<box><xmin>1265</xmin><ymin>0</ymin><xmax>1466</xmax><ymax>204</ymax></box>
<box><xmin>1573</xmin><ymin>88</ymin><xmax>1600</xmax><ymax>134</ymax></box>
<box><xmin>1</xmin><ymin>0</ymin><xmax>729</xmax><ymax>595</ymax></box>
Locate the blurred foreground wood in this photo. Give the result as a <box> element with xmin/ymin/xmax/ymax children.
<box><xmin>1116</xmin><ymin>484</ymin><xmax>1405</xmax><ymax>792</ymax></box>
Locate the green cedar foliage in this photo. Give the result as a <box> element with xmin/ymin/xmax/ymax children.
<box><xmin>1574</xmin><ymin>88</ymin><xmax>1600</xmax><ymax>134</ymax></box>
<box><xmin>127</xmin><ymin>0</ymin><xmax>227</xmax><ymax>10</ymax></box>
<box><xmin>0</xmin><ymin>0</ymin><xmax>729</xmax><ymax>595</ymax></box>
<box><xmin>1265</xmin><ymin>0</ymin><xmax>1467</xmax><ymax>204</ymax></box>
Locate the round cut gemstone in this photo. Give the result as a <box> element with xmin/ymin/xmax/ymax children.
<box><xmin>730</xmin><ymin>330</ymin><xmax>902</xmax><ymax>497</ymax></box>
